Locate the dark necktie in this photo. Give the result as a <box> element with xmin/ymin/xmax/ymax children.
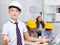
<box><xmin>14</xmin><ymin>22</ymin><xmax>22</xmax><ymax>45</ymax></box>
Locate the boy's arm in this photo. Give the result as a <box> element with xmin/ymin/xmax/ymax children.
<box><xmin>44</xmin><ymin>33</ymin><xmax>54</xmax><ymax>42</ymax></box>
<box><xmin>24</xmin><ymin>40</ymin><xmax>43</xmax><ymax>45</ymax></box>
<box><xmin>2</xmin><ymin>34</ymin><xmax>11</xmax><ymax>45</ymax></box>
<box><xmin>2</xmin><ymin>35</ymin><xmax>8</xmax><ymax>45</ymax></box>
<box><xmin>44</xmin><ymin>37</ymin><xmax>54</xmax><ymax>43</ymax></box>
<box><xmin>33</xmin><ymin>31</ymin><xmax>37</xmax><ymax>37</ymax></box>
<box><xmin>24</xmin><ymin>40</ymin><xmax>36</xmax><ymax>45</ymax></box>
<box><xmin>49</xmin><ymin>38</ymin><xmax>54</xmax><ymax>42</ymax></box>
<box><xmin>41</xmin><ymin>30</ymin><xmax>45</xmax><ymax>37</ymax></box>
<box><xmin>49</xmin><ymin>32</ymin><xmax>54</xmax><ymax>42</ymax></box>
<box><xmin>24</xmin><ymin>31</ymin><xmax>44</xmax><ymax>42</ymax></box>
<box><xmin>2</xmin><ymin>24</ymin><xmax>11</xmax><ymax>45</ymax></box>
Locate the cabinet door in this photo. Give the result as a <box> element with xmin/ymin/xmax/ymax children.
<box><xmin>56</xmin><ymin>0</ymin><xmax>60</xmax><ymax>5</ymax></box>
<box><xmin>44</xmin><ymin>5</ymin><xmax>56</xmax><ymax>13</ymax></box>
<box><xmin>56</xmin><ymin>13</ymin><xmax>60</xmax><ymax>21</ymax></box>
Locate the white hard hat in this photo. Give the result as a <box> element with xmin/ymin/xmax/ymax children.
<box><xmin>9</xmin><ymin>1</ymin><xmax>22</xmax><ymax>10</ymax></box>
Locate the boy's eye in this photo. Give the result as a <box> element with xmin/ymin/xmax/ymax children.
<box><xmin>10</xmin><ymin>10</ymin><xmax>19</xmax><ymax>12</ymax></box>
<box><xmin>16</xmin><ymin>10</ymin><xmax>19</xmax><ymax>12</ymax></box>
<box><xmin>10</xmin><ymin>9</ymin><xmax>14</xmax><ymax>12</ymax></box>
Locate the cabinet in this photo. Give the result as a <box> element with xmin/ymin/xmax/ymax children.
<box><xmin>44</xmin><ymin>0</ymin><xmax>60</xmax><ymax>22</ymax></box>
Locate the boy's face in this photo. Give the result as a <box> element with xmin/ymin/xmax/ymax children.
<box><xmin>46</xmin><ymin>31</ymin><xmax>51</xmax><ymax>34</ymax></box>
<box><xmin>29</xmin><ymin>27</ymin><xmax>35</xmax><ymax>31</ymax></box>
<box><xmin>9</xmin><ymin>8</ymin><xmax>20</xmax><ymax>19</ymax></box>
<box><xmin>46</xmin><ymin>29</ymin><xmax>52</xmax><ymax>34</ymax></box>
<box><xmin>30</xmin><ymin>28</ymin><xmax>35</xmax><ymax>31</ymax></box>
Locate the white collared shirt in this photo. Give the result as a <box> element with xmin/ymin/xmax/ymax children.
<box><xmin>2</xmin><ymin>19</ymin><xmax>28</xmax><ymax>45</ymax></box>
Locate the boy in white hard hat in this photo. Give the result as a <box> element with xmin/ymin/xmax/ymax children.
<box><xmin>2</xmin><ymin>1</ymin><xmax>46</xmax><ymax>45</ymax></box>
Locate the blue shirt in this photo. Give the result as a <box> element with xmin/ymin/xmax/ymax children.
<box><xmin>42</xmin><ymin>29</ymin><xmax>54</xmax><ymax>38</ymax></box>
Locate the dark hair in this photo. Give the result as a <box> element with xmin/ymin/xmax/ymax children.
<box><xmin>45</xmin><ymin>29</ymin><xmax>52</xmax><ymax>31</ymax></box>
<box><xmin>9</xmin><ymin>6</ymin><xmax>21</xmax><ymax>12</ymax></box>
<box><xmin>36</xmin><ymin>16</ymin><xmax>45</xmax><ymax>28</ymax></box>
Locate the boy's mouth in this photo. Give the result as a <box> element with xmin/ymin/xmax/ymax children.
<box><xmin>13</xmin><ymin>15</ymin><xmax>16</xmax><ymax>16</ymax></box>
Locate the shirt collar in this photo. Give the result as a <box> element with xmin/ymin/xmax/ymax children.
<box><xmin>10</xmin><ymin>19</ymin><xmax>19</xmax><ymax>24</ymax></box>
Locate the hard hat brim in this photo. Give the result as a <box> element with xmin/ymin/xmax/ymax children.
<box><xmin>9</xmin><ymin>6</ymin><xmax>21</xmax><ymax>11</ymax></box>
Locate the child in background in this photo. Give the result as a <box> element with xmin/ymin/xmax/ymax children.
<box><xmin>36</xmin><ymin>15</ymin><xmax>45</xmax><ymax>37</ymax></box>
<box><xmin>42</xmin><ymin>22</ymin><xmax>54</xmax><ymax>42</ymax></box>
<box><xmin>24</xmin><ymin>19</ymin><xmax>47</xmax><ymax>44</ymax></box>
<box><xmin>26</xmin><ymin>19</ymin><xmax>37</xmax><ymax>38</ymax></box>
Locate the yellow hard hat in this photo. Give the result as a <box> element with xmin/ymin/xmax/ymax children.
<box><xmin>27</xmin><ymin>19</ymin><xmax>36</xmax><ymax>28</ymax></box>
<box><xmin>45</xmin><ymin>23</ymin><xmax>53</xmax><ymax>29</ymax></box>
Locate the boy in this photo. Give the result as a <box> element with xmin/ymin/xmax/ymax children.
<box><xmin>42</xmin><ymin>22</ymin><xmax>54</xmax><ymax>42</ymax></box>
<box><xmin>26</xmin><ymin>19</ymin><xmax>37</xmax><ymax>37</ymax></box>
<box><xmin>2</xmin><ymin>1</ymin><xmax>45</xmax><ymax>45</ymax></box>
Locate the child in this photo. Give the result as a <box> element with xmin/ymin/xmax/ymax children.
<box><xmin>42</xmin><ymin>22</ymin><xmax>54</xmax><ymax>42</ymax></box>
<box><xmin>2</xmin><ymin>1</ymin><xmax>45</xmax><ymax>45</ymax></box>
<box><xmin>26</xmin><ymin>19</ymin><xmax>37</xmax><ymax>37</ymax></box>
<box><xmin>2</xmin><ymin>1</ymin><xmax>26</xmax><ymax>45</ymax></box>
<box><xmin>36</xmin><ymin>15</ymin><xmax>45</xmax><ymax>37</ymax></box>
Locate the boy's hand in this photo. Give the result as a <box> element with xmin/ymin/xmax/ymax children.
<box><xmin>40</xmin><ymin>38</ymin><xmax>48</xmax><ymax>43</ymax></box>
<box><xmin>2</xmin><ymin>35</ymin><xmax>11</xmax><ymax>45</ymax></box>
<box><xmin>36</xmin><ymin>38</ymin><xmax>46</xmax><ymax>44</ymax></box>
<box><xmin>42</xmin><ymin>37</ymin><xmax>50</xmax><ymax>43</ymax></box>
<box><xmin>3</xmin><ymin>36</ymin><xmax>11</xmax><ymax>43</ymax></box>
<box><xmin>4</xmin><ymin>37</ymin><xmax>11</xmax><ymax>43</ymax></box>
<box><xmin>45</xmin><ymin>36</ymin><xmax>48</xmax><ymax>38</ymax></box>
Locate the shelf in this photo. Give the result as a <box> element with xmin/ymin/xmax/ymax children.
<box><xmin>44</xmin><ymin>13</ymin><xmax>55</xmax><ymax>21</ymax></box>
<box><xmin>44</xmin><ymin>5</ymin><xmax>56</xmax><ymax>13</ymax></box>
<box><xmin>44</xmin><ymin>13</ymin><xmax>55</xmax><ymax>16</ymax></box>
<box><xmin>44</xmin><ymin>0</ymin><xmax>60</xmax><ymax>22</ymax></box>
<box><xmin>44</xmin><ymin>12</ymin><xmax>55</xmax><ymax>14</ymax></box>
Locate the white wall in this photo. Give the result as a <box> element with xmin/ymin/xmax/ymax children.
<box><xmin>18</xmin><ymin>0</ymin><xmax>43</xmax><ymax>21</ymax></box>
<box><xmin>52</xmin><ymin>23</ymin><xmax>60</xmax><ymax>36</ymax></box>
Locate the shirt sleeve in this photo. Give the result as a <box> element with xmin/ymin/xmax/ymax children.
<box><xmin>50</xmin><ymin>32</ymin><xmax>54</xmax><ymax>38</ymax></box>
<box><xmin>42</xmin><ymin>30</ymin><xmax>45</xmax><ymax>37</ymax></box>
<box><xmin>42</xmin><ymin>30</ymin><xmax>46</xmax><ymax>37</ymax></box>
<box><xmin>2</xmin><ymin>24</ymin><xmax>8</xmax><ymax>35</ymax></box>
<box><xmin>23</xmin><ymin>23</ymin><xmax>28</xmax><ymax>32</ymax></box>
